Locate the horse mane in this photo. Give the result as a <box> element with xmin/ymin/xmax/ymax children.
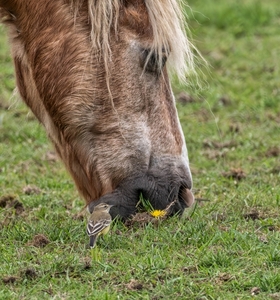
<box><xmin>71</xmin><ymin>0</ymin><xmax>194</xmax><ymax>81</ymax></box>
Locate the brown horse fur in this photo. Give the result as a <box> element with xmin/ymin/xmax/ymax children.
<box><xmin>0</xmin><ymin>0</ymin><xmax>195</xmax><ymax>219</ymax></box>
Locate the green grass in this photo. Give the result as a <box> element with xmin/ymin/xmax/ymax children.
<box><xmin>1</xmin><ymin>0</ymin><xmax>280</xmax><ymax>299</ymax></box>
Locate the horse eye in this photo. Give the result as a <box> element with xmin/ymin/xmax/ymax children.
<box><xmin>139</xmin><ymin>48</ymin><xmax>168</xmax><ymax>75</ymax></box>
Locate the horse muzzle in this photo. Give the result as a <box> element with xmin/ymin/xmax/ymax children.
<box><xmin>88</xmin><ymin>164</ymin><xmax>194</xmax><ymax>219</ymax></box>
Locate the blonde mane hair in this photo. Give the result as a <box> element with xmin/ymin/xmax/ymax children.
<box><xmin>71</xmin><ymin>0</ymin><xmax>194</xmax><ymax>81</ymax></box>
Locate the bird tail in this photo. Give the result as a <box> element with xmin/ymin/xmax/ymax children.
<box><xmin>89</xmin><ymin>235</ymin><xmax>97</xmax><ymax>248</ymax></box>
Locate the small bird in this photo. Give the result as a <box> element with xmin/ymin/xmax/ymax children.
<box><xmin>86</xmin><ymin>203</ymin><xmax>113</xmax><ymax>248</ymax></box>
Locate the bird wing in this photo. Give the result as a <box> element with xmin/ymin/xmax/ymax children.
<box><xmin>87</xmin><ymin>219</ymin><xmax>111</xmax><ymax>237</ymax></box>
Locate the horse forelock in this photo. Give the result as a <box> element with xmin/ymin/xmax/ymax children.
<box><xmin>71</xmin><ymin>0</ymin><xmax>194</xmax><ymax>81</ymax></box>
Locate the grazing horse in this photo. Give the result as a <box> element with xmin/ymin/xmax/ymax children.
<box><xmin>0</xmin><ymin>0</ymin><xmax>195</xmax><ymax>219</ymax></box>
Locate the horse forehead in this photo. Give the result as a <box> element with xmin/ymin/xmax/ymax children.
<box><xmin>120</xmin><ymin>0</ymin><xmax>152</xmax><ymax>38</ymax></box>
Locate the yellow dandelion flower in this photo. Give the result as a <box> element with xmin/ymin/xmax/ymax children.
<box><xmin>150</xmin><ymin>209</ymin><xmax>167</xmax><ymax>218</ymax></box>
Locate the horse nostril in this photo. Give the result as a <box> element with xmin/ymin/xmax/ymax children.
<box><xmin>179</xmin><ymin>187</ymin><xmax>195</xmax><ymax>207</ymax></box>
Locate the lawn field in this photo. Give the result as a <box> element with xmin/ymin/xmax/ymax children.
<box><xmin>0</xmin><ymin>0</ymin><xmax>280</xmax><ymax>299</ymax></box>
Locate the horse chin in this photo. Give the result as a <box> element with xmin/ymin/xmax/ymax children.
<box><xmin>88</xmin><ymin>168</ymin><xmax>194</xmax><ymax>220</ymax></box>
